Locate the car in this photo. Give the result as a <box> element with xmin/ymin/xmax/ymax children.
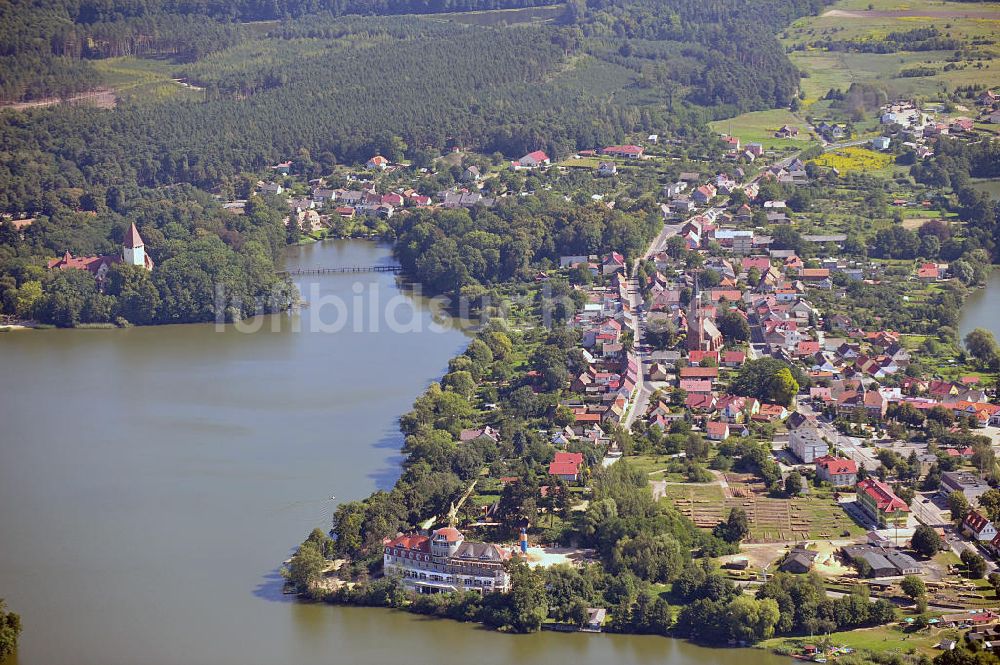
<box><xmin>922</xmin><ymin>498</ymin><xmax>930</xmax><ymax>503</ymax></box>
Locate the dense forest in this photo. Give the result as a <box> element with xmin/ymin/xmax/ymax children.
<box><xmin>0</xmin><ymin>190</ymin><xmax>294</xmax><ymax>326</ymax></box>
<box><xmin>393</xmin><ymin>193</ymin><xmax>661</xmax><ymax>299</ymax></box>
<box><xmin>0</xmin><ymin>0</ymin><xmax>830</xmax><ymax>324</ymax></box>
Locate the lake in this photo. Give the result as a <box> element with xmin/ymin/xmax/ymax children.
<box><xmin>959</xmin><ymin>268</ymin><xmax>1000</xmax><ymax>339</ymax></box>
<box><xmin>0</xmin><ymin>240</ymin><xmax>784</xmax><ymax>665</ymax></box>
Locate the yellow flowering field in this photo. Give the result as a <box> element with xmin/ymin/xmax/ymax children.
<box><xmin>809</xmin><ymin>146</ymin><xmax>893</xmax><ymax>173</ymax></box>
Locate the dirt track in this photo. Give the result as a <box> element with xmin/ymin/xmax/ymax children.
<box><xmin>0</xmin><ymin>88</ymin><xmax>117</xmax><ymax>111</ymax></box>
<box><xmin>824</xmin><ymin>7</ymin><xmax>1000</xmax><ymax>18</ymax></box>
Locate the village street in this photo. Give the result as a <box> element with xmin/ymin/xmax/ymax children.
<box><xmin>623</xmin><ymin>220</ymin><xmax>686</xmax><ymax>429</ymax></box>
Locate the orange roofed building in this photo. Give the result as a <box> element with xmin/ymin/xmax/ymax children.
<box><xmin>383</xmin><ymin>527</ymin><xmax>512</xmax><ymax>594</ymax></box>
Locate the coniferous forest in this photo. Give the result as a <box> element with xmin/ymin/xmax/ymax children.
<box><xmin>0</xmin><ymin>0</ymin><xmax>830</xmax><ymax>326</ymax></box>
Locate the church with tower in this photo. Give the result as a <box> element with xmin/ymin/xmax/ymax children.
<box><xmin>686</xmin><ymin>274</ymin><xmax>724</xmax><ymax>352</ymax></box>
<box><xmin>48</xmin><ymin>222</ymin><xmax>154</xmax><ymax>279</ymax></box>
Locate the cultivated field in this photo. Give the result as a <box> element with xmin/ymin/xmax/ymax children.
<box><xmin>782</xmin><ymin>0</ymin><xmax>1000</xmax><ymax>104</ymax></box>
<box><xmin>661</xmin><ymin>483</ymin><xmax>864</xmax><ymax>542</ymax></box>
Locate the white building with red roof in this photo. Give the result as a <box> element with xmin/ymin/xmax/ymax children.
<box><xmin>383</xmin><ymin>527</ymin><xmax>512</xmax><ymax>594</ymax></box>
<box><xmin>814</xmin><ymin>455</ymin><xmax>857</xmax><ymax>487</ymax></box>
<box><xmin>963</xmin><ymin>510</ymin><xmax>997</xmax><ymax>542</ymax></box>
<box><xmin>706</xmin><ymin>421</ymin><xmax>730</xmax><ymax>441</ymax></box>
<box><xmin>511</xmin><ymin>150</ymin><xmax>550</xmax><ymax>170</ymax></box>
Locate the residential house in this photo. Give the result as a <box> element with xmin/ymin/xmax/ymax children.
<box><xmin>917</xmin><ymin>262</ymin><xmax>940</xmax><ymax>281</ymax></box>
<box><xmin>459</xmin><ymin>426</ymin><xmax>501</xmax><ymax>444</ymax></box>
<box><xmin>549</xmin><ymin>451</ymin><xmax>585</xmax><ymax>482</ymax></box>
<box><xmin>602</xmin><ymin>252</ymin><xmax>626</xmax><ymax>275</ymax></box>
<box><xmin>815</xmin><ymin>455</ymin><xmax>858</xmax><ymax>487</ymax></box>
<box><xmin>512</xmin><ymin>150</ymin><xmax>550</xmax><ymax>170</ymax></box>
<box><xmin>670</xmin><ymin>196</ymin><xmax>695</xmax><ymax>213</ymax></box>
<box><xmin>871</xmin><ymin>136</ymin><xmax>891</xmax><ymax>150</ymax></box>
<box><xmin>601</xmin><ymin>145</ymin><xmax>644</xmax><ymax>159</ymax></box>
<box><xmin>692</xmin><ymin>184</ymin><xmax>717</xmax><ymax>205</ymax></box>
<box><xmin>366</xmin><ymin>155</ymin><xmax>389</xmax><ymax>170</ymax></box>
<box><xmin>963</xmin><ymin>510</ymin><xmax>998</xmax><ymax>542</ymax></box>
<box><xmin>664</xmin><ymin>182</ymin><xmax>687</xmax><ymax>198</ymax></box>
<box><xmin>706</xmin><ymin>421</ymin><xmax>730</xmax><ymax>441</ymax></box>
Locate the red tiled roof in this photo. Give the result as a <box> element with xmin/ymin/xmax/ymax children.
<box><xmin>706</xmin><ymin>421</ymin><xmax>729</xmax><ymax>436</ymax></box>
<box><xmin>689</xmin><ymin>350</ymin><xmax>719</xmax><ymax>364</ymax></box>
<box><xmin>858</xmin><ymin>478</ymin><xmax>909</xmax><ymax>513</ymax></box>
<box><xmin>680</xmin><ymin>366</ymin><xmax>719</xmax><ymax>379</ymax></box>
<box><xmin>602</xmin><ymin>144</ymin><xmax>644</xmax><ymax>156</ymax></box>
<box><xmin>679</xmin><ymin>379</ymin><xmax>713</xmax><ymax>393</ymax></box>
<box><xmin>433</xmin><ymin>527</ymin><xmax>462</xmax><ymax>542</ymax></box>
<box><xmin>47</xmin><ymin>251</ymin><xmax>117</xmax><ymax>275</ymax></box>
<box><xmin>686</xmin><ymin>393</ymin><xmax>717</xmax><ymax>410</ymax></box>
<box><xmin>385</xmin><ymin>533</ymin><xmax>430</xmax><ymax>551</ymax></box>
<box><xmin>965</xmin><ymin>509</ymin><xmax>992</xmax><ymax>534</ymax></box>
<box><xmin>815</xmin><ymin>455</ymin><xmax>857</xmax><ymax>475</ymax></box>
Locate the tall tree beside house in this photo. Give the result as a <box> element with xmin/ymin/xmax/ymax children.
<box><xmin>911</xmin><ymin>524</ymin><xmax>943</xmax><ymax>557</ymax></box>
<box><xmin>965</xmin><ymin>328</ymin><xmax>1000</xmax><ymax>368</ymax></box>
<box><xmin>962</xmin><ymin>549</ymin><xmax>988</xmax><ymax>579</ymax></box>
<box><xmin>979</xmin><ymin>489</ymin><xmax>1000</xmax><ymax>523</ymax></box>
<box><xmin>948</xmin><ymin>490</ymin><xmax>970</xmax><ymax>522</ymax></box>
<box><xmin>784</xmin><ymin>471</ymin><xmax>803</xmax><ymax>496</ymax></box>
<box><xmin>481</xmin><ymin>558</ymin><xmax>548</xmax><ymax>633</ymax></box>
<box><xmin>716</xmin><ymin>308</ymin><xmax>750</xmax><ymax>342</ymax></box>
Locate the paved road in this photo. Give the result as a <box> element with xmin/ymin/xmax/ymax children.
<box><xmin>796</xmin><ymin>402</ymin><xmax>880</xmax><ymax>471</ymax></box>
<box><xmin>622</xmin><ymin>221</ymin><xmax>685</xmax><ymax>429</ymax></box>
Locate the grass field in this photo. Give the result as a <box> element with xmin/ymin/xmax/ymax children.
<box><xmin>762</xmin><ymin>623</ymin><xmax>953</xmax><ymax>657</ymax></box>
<box><xmin>93</xmin><ymin>57</ymin><xmax>202</xmax><ymax>103</ymax></box>
<box><xmin>708</xmin><ymin>109</ymin><xmax>818</xmax><ymax>150</ymax></box>
<box><xmin>782</xmin><ymin>0</ymin><xmax>1000</xmax><ymax>104</ymax></box>
<box><xmin>558</xmin><ymin>156</ymin><xmax>601</xmax><ymax>168</ymax></box>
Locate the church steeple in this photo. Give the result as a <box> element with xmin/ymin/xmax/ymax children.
<box><xmin>122</xmin><ymin>223</ymin><xmax>151</xmax><ymax>270</ymax></box>
<box><xmin>687</xmin><ymin>271</ymin><xmax>703</xmax><ymax>351</ymax></box>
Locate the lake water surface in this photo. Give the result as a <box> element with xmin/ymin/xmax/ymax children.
<box><xmin>0</xmin><ymin>240</ymin><xmax>785</xmax><ymax>665</ymax></box>
<box><xmin>959</xmin><ymin>268</ymin><xmax>1000</xmax><ymax>339</ymax></box>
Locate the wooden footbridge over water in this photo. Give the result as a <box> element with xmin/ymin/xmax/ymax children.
<box><xmin>277</xmin><ymin>265</ymin><xmax>403</xmax><ymax>276</ymax></box>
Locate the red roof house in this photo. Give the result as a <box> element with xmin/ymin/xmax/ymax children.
<box><xmin>549</xmin><ymin>451</ymin><xmax>585</xmax><ymax>481</ymax></box>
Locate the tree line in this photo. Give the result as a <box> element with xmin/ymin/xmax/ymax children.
<box><xmin>0</xmin><ymin>188</ymin><xmax>294</xmax><ymax>326</ymax></box>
